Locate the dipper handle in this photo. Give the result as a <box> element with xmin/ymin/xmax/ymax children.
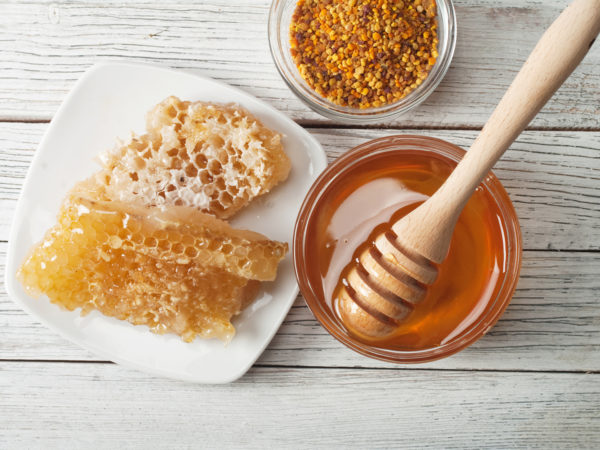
<box><xmin>394</xmin><ymin>0</ymin><xmax>600</xmax><ymax>264</ymax></box>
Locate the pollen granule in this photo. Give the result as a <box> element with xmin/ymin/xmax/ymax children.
<box><xmin>290</xmin><ymin>0</ymin><xmax>438</xmax><ymax>109</ymax></box>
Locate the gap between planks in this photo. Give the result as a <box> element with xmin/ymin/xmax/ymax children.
<box><xmin>0</xmin><ymin>358</ymin><xmax>598</xmax><ymax>375</ymax></box>
<box><xmin>6</xmin><ymin>240</ymin><xmax>600</xmax><ymax>253</ymax></box>
<box><xmin>297</xmin><ymin>123</ymin><xmax>600</xmax><ymax>132</ymax></box>
<box><xmin>2</xmin><ymin>118</ymin><xmax>600</xmax><ymax>133</ymax></box>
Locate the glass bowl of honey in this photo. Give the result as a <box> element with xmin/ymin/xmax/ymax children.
<box><xmin>268</xmin><ymin>0</ymin><xmax>457</xmax><ymax>123</ymax></box>
<box><xmin>293</xmin><ymin>135</ymin><xmax>522</xmax><ymax>363</ymax></box>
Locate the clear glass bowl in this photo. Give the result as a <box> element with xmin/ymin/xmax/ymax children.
<box><xmin>293</xmin><ymin>136</ymin><xmax>522</xmax><ymax>363</ymax></box>
<box><xmin>268</xmin><ymin>0</ymin><xmax>457</xmax><ymax>123</ymax></box>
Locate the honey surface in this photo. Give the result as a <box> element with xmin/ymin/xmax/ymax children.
<box><xmin>306</xmin><ymin>150</ymin><xmax>509</xmax><ymax>350</ymax></box>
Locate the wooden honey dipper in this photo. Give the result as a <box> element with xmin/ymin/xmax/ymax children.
<box><xmin>338</xmin><ymin>0</ymin><xmax>600</xmax><ymax>338</ymax></box>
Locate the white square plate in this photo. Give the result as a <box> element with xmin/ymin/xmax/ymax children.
<box><xmin>5</xmin><ymin>62</ymin><xmax>327</xmax><ymax>383</ymax></box>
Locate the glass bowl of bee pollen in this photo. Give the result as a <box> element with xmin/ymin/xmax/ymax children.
<box><xmin>293</xmin><ymin>136</ymin><xmax>522</xmax><ymax>363</ymax></box>
<box><xmin>268</xmin><ymin>0</ymin><xmax>457</xmax><ymax>123</ymax></box>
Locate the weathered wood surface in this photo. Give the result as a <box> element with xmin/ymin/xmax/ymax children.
<box><xmin>1</xmin><ymin>122</ymin><xmax>599</xmax><ymax>370</ymax></box>
<box><xmin>2</xmin><ymin>1</ymin><xmax>600</xmax><ymax>446</ymax></box>
<box><xmin>2</xmin><ymin>362</ymin><xmax>599</xmax><ymax>449</ymax></box>
<box><xmin>1</xmin><ymin>0</ymin><xmax>599</xmax><ymax>127</ymax></box>
<box><xmin>2</xmin><ymin>123</ymin><xmax>598</xmax><ymax>370</ymax></box>
<box><xmin>1</xmin><ymin>241</ymin><xmax>598</xmax><ymax>371</ymax></box>
<box><xmin>1</xmin><ymin>123</ymin><xmax>598</xmax><ymax>249</ymax></box>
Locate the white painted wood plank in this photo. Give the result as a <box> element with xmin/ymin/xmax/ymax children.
<box><xmin>316</xmin><ymin>128</ymin><xmax>600</xmax><ymax>251</ymax></box>
<box><xmin>2</xmin><ymin>122</ymin><xmax>598</xmax><ymax>249</ymax></box>
<box><xmin>1</xmin><ymin>361</ymin><xmax>599</xmax><ymax>449</ymax></box>
<box><xmin>2</xmin><ymin>240</ymin><xmax>599</xmax><ymax>371</ymax></box>
<box><xmin>1</xmin><ymin>1</ymin><xmax>599</xmax><ymax>126</ymax></box>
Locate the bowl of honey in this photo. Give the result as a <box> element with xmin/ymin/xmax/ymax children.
<box><xmin>293</xmin><ymin>135</ymin><xmax>522</xmax><ymax>363</ymax></box>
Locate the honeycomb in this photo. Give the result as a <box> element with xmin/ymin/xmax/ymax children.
<box><xmin>18</xmin><ymin>97</ymin><xmax>290</xmax><ymax>343</ymax></box>
<box><xmin>97</xmin><ymin>96</ymin><xmax>291</xmax><ymax>219</ymax></box>
<box><xmin>17</xmin><ymin>189</ymin><xmax>287</xmax><ymax>342</ymax></box>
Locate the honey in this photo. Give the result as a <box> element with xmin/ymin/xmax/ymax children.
<box><xmin>100</xmin><ymin>96</ymin><xmax>291</xmax><ymax>220</ymax></box>
<box><xmin>17</xmin><ymin>188</ymin><xmax>287</xmax><ymax>342</ymax></box>
<box><xmin>303</xmin><ymin>145</ymin><xmax>511</xmax><ymax>350</ymax></box>
<box><xmin>17</xmin><ymin>97</ymin><xmax>291</xmax><ymax>344</ymax></box>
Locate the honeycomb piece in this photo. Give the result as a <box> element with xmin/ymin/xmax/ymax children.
<box><xmin>17</xmin><ymin>192</ymin><xmax>268</xmax><ymax>343</ymax></box>
<box><xmin>86</xmin><ymin>193</ymin><xmax>287</xmax><ymax>282</ymax></box>
<box><xmin>97</xmin><ymin>96</ymin><xmax>291</xmax><ymax>219</ymax></box>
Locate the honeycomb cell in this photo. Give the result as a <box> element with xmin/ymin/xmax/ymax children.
<box><xmin>157</xmin><ymin>240</ymin><xmax>170</xmax><ymax>251</ymax></box>
<box><xmin>209</xmin><ymin>200</ymin><xmax>222</xmax><ymax>212</ymax></box>
<box><xmin>144</xmin><ymin>237</ymin><xmax>157</xmax><ymax>248</ymax></box>
<box><xmin>208</xmin><ymin>160</ymin><xmax>222</xmax><ymax>176</ymax></box>
<box><xmin>210</xmin><ymin>135</ymin><xmax>225</xmax><ymax>148</ymax></box>
<box><xmin>195</xmin><ymin>152</ymin><xmax>207</xmax><ymax>168</ymax></box>
<box><xmin>185</xmin><ymin>165</ymin><xmax>198</xmax><ymax>178</ymax></box>
<box><xmin>219</xmin><ymin>192</ymin><xmax>233</xmax><ymax>207</ymax></box>
<box><xmin>184</xmin><ymin>247</ymin><xmax>198</xmax><ymax>258</ymax></box>
<box><xmin>234</xmin><ymin>247</ymin><xmax>248</xmax><ymax>257</ymax></box>
<box><xmin>218</xmin><ymin>150</ymin><xmax>228</xmax><ymax>165</ymax></box>
<box><xmin>199</xmin><ymin>170</ymin><xmax>211</xmax><ymax>184</ymax></box>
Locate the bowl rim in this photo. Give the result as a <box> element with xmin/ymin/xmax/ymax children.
<box><xmin>268</xmin><ymin>0</ymin><xmax>458</xmax><ymax>123</ymax></box>
<box><xmin>293</xmin><ymin>135</ymin><xmax>523</xmax><ymax>363</ymax></box>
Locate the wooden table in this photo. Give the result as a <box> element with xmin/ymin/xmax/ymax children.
<box><xmin>2</xmin><ymin>1</ymin><xmax>599</xmax><ymax>447</ymax></box>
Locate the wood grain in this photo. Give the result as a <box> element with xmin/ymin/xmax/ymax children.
<box><xmin>2</xmin><ymin>240</ymin><xmax>599</xmax><ymax>371</ymax></box>
<box><xmin>2</xmin><ymin>1</ymin><xmax>600</xmax><ymax>446</ymax></box>
<box><xmin>1</xmin><ymin>0</ymin><xmax>599</xmax><ymax>127</ymax></box>
<box><xmin>2</xmin><ymin>123</ymin><xmax>598</xmax><ymax>249</ymax></box>
<box><xmin>1</xmin><ymin>361</ymin><xmax>599</xmax><ymax>449</ymax></box>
